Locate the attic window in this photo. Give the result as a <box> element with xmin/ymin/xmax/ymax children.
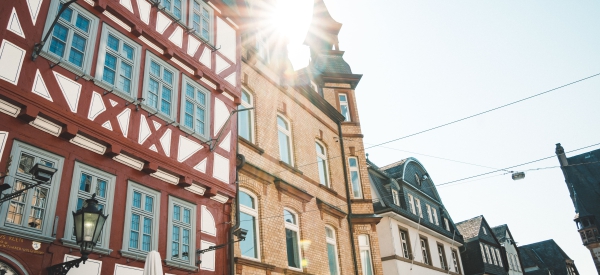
<box><xmin>443</xmin><ymin>218</ymin><xmax>450</xmax><ymax>231</ymax></box>
<box><xmin>415</xmin><ymin>174</ymin><xmax>421</xmax><ymax>185</ymax></box>
<box><xmin>482</xmin><ymin>227</ymin><xmax>487</xmax><ymax>235</ymax></box>
<box><xmin>311</xmin><ymin>81</ymin><xmax>318</xmax><ymax>93</ymax></box>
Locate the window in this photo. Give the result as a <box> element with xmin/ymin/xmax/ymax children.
<box><xmin>191</xmin><ymin>0</ymin><xmax>213</xmax><ymax>43</ymax></box>
<box><xmin>277</xmin><ymin>115</ymin><xmax>293</xmax><ymax>165</ymax></box>
<box><xmin>166</xmin><ymin>196</ymin><xmax>196</xmax><ymax>269</ymax></box>
<box><xmin>42</xmin><ymin>0</ymin><xmax>99</xmax><ymax>73</ymax></box>
<box><xmin>238</xmin><ymin>90</ymin><xmax>254</xmax><ymax>142</ymax></box>
<box><xmin>142</xmin><ymin>51</ymin><xmax>179</xmax><ymax>121</ymax></box>
<box><xmin>485</xmin><ymin>245</ymin><xmax>493</xmax><ymax>265</ymax></box>
<box><xmin>438</xmin><ymin>244</ymin><xmax>448</xmax><ymax>270</ymax></box>
<box><xmin>95</xmin><ymin>24</ymin><xmax>141</xmax><ymax>98</ymax></box>
<box><xmin>494</xmin><ymin>248</ymin><xmax>503</xmax><ymax>267</ymax></box>
<box><xmin>407</xmin><ymin>194</ymin><xmax>415</xmax><ymax>214</ymax></box>
<box><xmin>358</xmin><ymin>235</ymin><xmax>374</xmax><ymax>275</ymax></box>
<box><xmin>391</xmin><ymin>190</ymin><xmax>399</xmax><ymax>206</ymax></box>
<box><xmin>325</xmin><ymin>226</ymin><xmax>339</xmax><ymax>275</ymax></box>
<box><xmin>444</xmin><ymin>218</ymin><xmax>450</xmax><ymax>231</ymax></box>
<box><xmin>315</xmin><ymin>141</ymin><xmax>330</xmax><ymax>187</ymax></box>
<box><xmin>239</xmin><ymin>190</ymin><xmax>260</xmax><ymax>259</ymax></box>
<box><xmin>338</xmin><ymin>94</ymin><xmax>350</xmax><ymax>122</ymax></box>
<box><xmin>480</xmin><ymin>243</ymin><xmax>487</xmax><ymax>263</ymax></box>
<box><xmin>0</xmin><ymin>141</ymin><xmax>64</xmax><ymax>242</ymax></box>
<box><xmin>513</xmin><ymin>254</ymin><xmax>521</xmax><ymax>271</ymax></box>
<box><xmin>452</xmin><ymin>250</ymin><xmax>461</xmax><ymax>274</ymax></box>
<box><xmin>121</xmin><ymin>181</ymin><xmax>160</xmax><ymax>259</ymax></box>
<box><xmin>255</xmin><ymin>31</ymin><xmax>269</xmax><ymax>64</ymax></box>
<box><xmin>420</xmin><ymin>238</ymin><xmax>430</xmax><ymax>265</ymax></box>
<box><xmin>482</xmin><ymin>227</ymin><xmax>487</xmax><ymax>235</ymax></box>
<box><xmin>180</xmin><ymin>76</ymin><xmax>210</xmax><ymax>139</ymax></box>
<box><xmin>161</xmin><ymin>0</ymin><xmax>185</xmax><ymax>21</ymax></box>
<box><xmin>426</xmin><ymin>204</ymin><xmax>433</xmax><ymax>223</ymax></box>
<box><xmin>490</xmin><ymin>246</ymin><xmax>498</xmax><ymax>265</ymax></box>
<box><xmin>284</xmin><ymin>209</ymin><xmax>301</xmax><ymax>269</ymax></box>
<box><xmin>63</xmin><ymin>162</ymin><xmax>115</xmax><ymax>254</ymax></box>
<box><xmin>432</xmin><ymin>208</ymin><xmax>439</xmax><ymax>225</ymax></box>
<box><xmin>399</xmin><ymin>229</ymin><xmax>411</xmax><ymax>259</ymax></box>
<box><xmin>508</xmin><ymin>253</ymin><xmax>515</xmax><ymax>270</ymax></box>
<box><xmin>348</xmin><ymin>157</ymin><xmax>362</xmax><ymax>198</ymax></box>
<box><xmin>415</xmin><ymin>198</ymin><xmax>423</xmax><ymax>218</ymax></box>
<box><xmin>415</xmin><ymin>173</ymin><xmax>421</xmax><ymax>185</ymax></box>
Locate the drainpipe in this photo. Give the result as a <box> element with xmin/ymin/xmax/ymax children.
<box><xmin>229</xmin><ymin>134</ymin><xmax>242</xmax><ymax>275</ymax></box>
<box><xmin>338</xmin><ymin>121</ymin><xmax>359</xmax><ymax>275</ymax></box>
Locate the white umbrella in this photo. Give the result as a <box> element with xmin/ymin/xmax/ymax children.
<box><xmin>143</xmin><ymin>250</ymin><xmax>164</xmax><ymax>275</ymax></box>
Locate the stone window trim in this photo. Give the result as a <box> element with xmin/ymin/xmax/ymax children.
<box><xmin>284</xmin><ymin>208</ymin><xmax>302</xmax><ymax>271</ymax></box>
<box><xmin>189</xmin><ymin>0</ymin><xmax>214</xmax><ymax>45</ymax></box>
<box><xmin>334</xmin><ymin>89</ymin><xmax>356</xmax><ymax>123</ymax></box>
<box><xmin>61</xmin><ymin>162</ymin><xmax>116</xmax><ymax>255</ymax></box>
<box><xmin>120</xmin><ymin>181</ymin><xmax>161</xmax><ymax>260</ymax></box>
<box><xmin>93</xmin><ymin>23</ymin><xmax>142</xmax><ymax>102</ymax></box>
<box><xmin>347</xmin><ymin>157</ymin><xmax>363</xmax><ymax>199</ymax></box>
<box><xmin>40</xmin><ymin>0</ymin><xmax>99</xmax><ymax>79</ymax></box>
<box><xmin>325</xmin><ymin>225</ymin><xmax>340</xmax><ymax>275</ymax></box>
<box><xmin>178</xmin><ymin>75</ymin><xmax>211</xmax><ymax>141</ymax></box>
<box><xmin>140</xmin><ymin>51</ymin><xmax>180</xmax><ymax>123</ymax></box>
<box><xmin>238</xmin><ymin>89</ymin><xmax>255</xmax><ymax>143</ymax></box>
<box><xmin>0</xmin><ymin>141</ymin><xmax>65</xmax><ymax>243</ymax></box>
<box><xmin>239</xmin><ymin>188</ymin><xmax>261</xmax><ymax>261</ymax></box>
<box><xmin>315</xmin><ymin>140</ymin><xmax>330</xmax><ymax>188</ymax></box>
<box><xmin>165</xmin><ymin>196</ymin><xmax>197</xmax><ymax>271</ymax></box>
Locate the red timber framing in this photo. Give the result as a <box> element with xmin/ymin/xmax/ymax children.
<box><xmin>0</xmin><ymin>0</ymin><xmax>241</xmax><ymax>273</ymax></box>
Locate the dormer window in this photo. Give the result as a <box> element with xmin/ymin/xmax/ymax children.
<box><xmin>482</xmin><ymin>227</ymin><xmax>487</xmax><ymax>235</ymax></box>
<box><xmin>415</xmin><ymin>174</ymin><xmax>421</xmax><ymax>185</ymax></box>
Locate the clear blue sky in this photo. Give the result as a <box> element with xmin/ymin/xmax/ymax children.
<box><xmin>281</xmin><ymin>0</ymin><xmax>600</xmax><ymax>273</ymax></box>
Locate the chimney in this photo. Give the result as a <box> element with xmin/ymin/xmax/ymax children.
<box><xmin>555</xmin><ymin>143</ymin><xmax>568</xmax><ymax>166</ymax></box>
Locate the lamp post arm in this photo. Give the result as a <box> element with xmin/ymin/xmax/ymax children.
<box><xmin>31</xmin><ymin>0</ymin><xmax>78</xmax><ymax>60</ymax></box>
<box><xmin>0</xmin><ymin>180</ymin><xmax>48</xmax><ymax>204</ymax></box>
<box><xmin>46</xmin><ymin>256</ymin><xmax>87</xmax><ymax>275</ymax></box>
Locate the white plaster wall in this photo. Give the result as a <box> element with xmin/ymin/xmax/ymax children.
<box><xmin>502</xmin><ymin>232</ymin><xmax>523</xmax><ymax>275</ymax></box>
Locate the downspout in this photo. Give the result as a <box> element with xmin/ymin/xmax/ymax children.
<box><xmin>338</xmin><ymin>121</ymin><xmax>359</xmax><ymax>275</ymax></box>
<box><xmin>229</xmin><ymin>125</ymin><xmax>241</xmax><ymax>275</ymax></box>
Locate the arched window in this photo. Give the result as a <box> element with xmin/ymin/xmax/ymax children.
<box><xmin>358</xmin><ymin>234</ymin><xmax>374</xmax><ymax>275</ymax></box>
<box><xmin>284</xmin><ymin>209</ymin><xmax>301</xmax><ymax>269</ymax></box>
<box><xmin>325</xmin><ymin>226</ymin><xmax>340</xmax><ymax>275</ymax></box>
<box><xmin>316</xmin><ymin>141</ymin><xmax>329</xmax><ymax>187</ymax></box>
<box><xmin>238</xmin><ymin>90</ymin><xmax>254</xmax><ymax>142</ymax></box>
<box><xmin>239</xmin><ymin>190</ymin><xmax>260</xmax><ymax>259</ymax></box>
<box><xmin>277</xmin><ymin>115</ymin><xmax>293</xmax><ymax>165</ymax></box>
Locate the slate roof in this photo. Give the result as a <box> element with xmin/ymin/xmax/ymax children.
<box><xmin>560</xmin><ymin>146</ymin><xmax>600</xmax><ymax>222</ymax></box>
<box><xmin>491</xmin><ymin>224</ymin><xmax>508</xmax><ymax>242</ymax></box>
<box><xmin>455</xmin><ymin>216</ymin><xmax>483</xmax><ymax>241</ymax></box>
<box><xmin>379</xmin><ymin>159</ymin><xmax>408</xmax><ymax>174</ymax></box>
<box><xmin>518</xmin><ymin>239</ymin><xmax>575</xmax><ymax>275</ymax></box>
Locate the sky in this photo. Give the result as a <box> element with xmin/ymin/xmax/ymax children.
<box><xmin>276</xmin><ymin>0</ymin><xmax>600</xmax><ymax>273</ymax></box>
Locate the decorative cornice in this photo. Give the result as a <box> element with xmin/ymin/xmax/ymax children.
<box><xmin>234</xmin><ymin>257</ymin><xmax>276</xmax><ymax>271</ymax></box>
<box><xmin>274</xmin><ymin>178</ymin><xmax>313</xmax><ymax>204</ymax></box>
<box><xmin>317</xmin><ymin>198</ymin><xmax>347</xmax><ymax>220</ymax></box>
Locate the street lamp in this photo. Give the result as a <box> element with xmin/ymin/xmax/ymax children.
<box><xmin>0</xmin><ymin>163</ymin><xmax>57</xmax><ymax>204</ymax></box>
<box><xmin>47</xmin><ymin>194</ymin><xmax>108</xmax><ymax>275</ymax></box>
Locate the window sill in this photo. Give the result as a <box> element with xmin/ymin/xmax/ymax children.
<box><xmin>0</xmin><ymin>227</ymin><xmax>55</xmax><ymax>243</ymax></box>
<box><xmin>283</xmin><ymin>267</ymin><xmax>310</xmax><ymax>275</ymax></box>
<box><xmin>239</xmin><ymin>137</ymin><xmax>264</xmax><ymax>155</ymax></box>
<box><xmin>164</xmin><ymin>259</ymin><xmax>198</xmax><ymax>272</ymax></box>
<box><xmin>278</xmin><ymin>161</ymin><xmax>303</xmax><ymax>175</ymax></box>
<box><xmin>140</xmin><ymin>104</ymin><xmax>178</xmax><ymax>125</ymax></box>
<box><xmin>39</xmin><ymin>51</ymin><xmax>92</xmax><ymax>81</ymax></box>
<box><xmin>341</xmin><ymin>121</ymin><xmax>360</xmax><ymax>127</ymax></box>
<box><xmin>92</xmin><ymin>79</ymin><xmax>134</xmax><ymax>102</ymax></box>
<box><xmin>318</xmin><ymin>184</ymin><xmax>338</xmax><ymax>196</ymax></box>
<box><xmin>120</xmin><ymin>249</ymin><xmax>149</xmax><ymax>261</ymax></box>
<box><xmin>188</xmin><ymin>29</ymin><xmax>215</xmax><ymax>51</ymax></box>
<box><xmin>179</xmin><ymin>125</ymin><xmax>209</xmax><ymax>143</ymax></box>
<box><xmin>61</xmin><ymin>239</ymin><xmax>113</xmax><ymax>255</ymax></box>
<box><xmin>350</xmin><ymin>198</ymin><xmax>372</xmax><ymax>203</ymax></box>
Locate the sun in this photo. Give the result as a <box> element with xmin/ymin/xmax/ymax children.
<box><xmin>267</xmin><ymin>0</ymin><xmax>313</xmax><ymax>69</ymax></box>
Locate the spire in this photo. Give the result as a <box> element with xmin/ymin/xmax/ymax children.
<box><xmin>303</xmin><ymin>0</ymin><xmax>343</xmax><ymax>58</ymax></box>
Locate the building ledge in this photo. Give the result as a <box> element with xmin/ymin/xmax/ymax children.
<box><xmin>235</xmin><ymin>257</ymin><xmax>276</xmax><ymax>271</ymax></box>
<box><xmin>240</xmin><ymin>137</ymin><xmax>265</xmax><ymax>155</ymax></box>
<box><xmin>274</xmin><ymin>178</ymin><xmax>313</xmax><ymax>204</ymax></box>
<box><xmin>381</xmin><ymin>254</ymin><xmax>460</xmax><ymax>275</ymax></box>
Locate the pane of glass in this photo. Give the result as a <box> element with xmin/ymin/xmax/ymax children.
<box><xmin>71</xmin><ymin>33</ymin><xmax>86</xmax><ymax>52</ymax></box>
<box><xmin>148</xmin><ymin>78</ymin><xmax>159</xmax><ymax>108</ymax></box>
<box><xmin>59</xmin><ymin>6</ymin><xmax>73</xmax><ymax>21</ymax></box>
<box><xmin>129</xmin><ymin>231</ymin><xmax>139</xmax><ymax>248</ymax></box>
<box><xmin>75</xmin><ymin>15</ymin><xmax>90</xmax><ymax>32</ymax></box>
<box><xmin>341</xmin><ymin>105</ymin><xmax>350</xmax><ymax>121</ymax></box>
<box><xmin>131</xmin><ymin>214</ymin><xmax>140</xmax><ymax>231</ymax></box>
<box><xmin>185</xmin><ymin>114</ymin><xmax>193</xmax><ymax>128</ymax></box>
<box><xmin>121</xmin><ymin>62</ymin><xmax>132</xmax><ymax>78</ymax></box>
<box><xmin>283</xmin><ymin>210</ymin><xmax>295</xmax><ymax>224</ymax></box>
<box><xmin>161</xmin><ymin>88</ymin><xmax>172</xmax><ymax>115</ymax></box>
<box><xmin>361</xmin><ymin>250</ymin><xmax>373</xmax><ymax>275</ymax></box>
<box><xmin>142</xmin><ymin>234</ymin><xmax>151</xmax><ymax>251</ymax></box>
<box><xmin>202</xmin><ymin>28</ymin><xmax>209</xmax><ymax>41</ymax></box>
<box><xmin>186</xmin><ymin>84</ymin><xmax>194</xmax><ymax>98</ymax></box>
<box><xmin>318</xmin><ymin>157</ymin><xmax>328</xmax><ymax>186</ymax></box>
<box><xmin>241</xmin><ymin>91</ymin><xmax>250</xmax><ymax>103</ymax></box>
<box><xmin>196</xmin><ymin>120</ymin><xmax>204</xmax><ymax>135</ymax></box>
<box><xmin>172</xmin><ymin>225</ymin><xmax>179</xmax><ymax>242</ymax></box>
<box><xmin>239</xmin><ymin>192</ymin><xmax>254</xmax><ymax>208</ymax></box>
<box><xmin>69</xmin><ymin>49</ymin><xmax>84</xmax><ymax>67</ymax></box>
<box><xmin>103</xmin><ymin>68</ymin><xmax>116</xmax><ymax>84</ymax></box>
<box><xmin>278</xmin><ymin>131</ymin><xmax>291</xmax><ymax>164</ymax></box>
<box><xmin>145</xmin><ymin>196</ymin><xmax>153</xmax><ymax>212</ymax></box>
<box><xmin>338</xmin><ymin>94</ymin><xmax>347</xmax><ymax>102</ymax></box>
<box><xmin>76</xmin><ymin>198</ymin><xmax>84</xmax><ymax>210</ymax></box>
<box><xmin>96</xmin><ymin>179</ymin><xmax>107</xmax><ymax>198</ymax></box>
<box><xmin>143</xmin><ymin>217</ymin><xmax>152</xmax><ymax>234</ymax></box>
<box><xmin>122</xmin><ymin>43</ymin><xmax>134</xmax><ymax>60</ymax></box>
<box><xmin>325</xmin><ymin>227</ymin><xmax>333</xmax><ymax>238</ymax></box>
<box><xmin>172</xmin><ymin>240</ymin><xmax>179</xmax><ymax>258</ymax></box>
<box><xmin>238</xmin><ymin>107</ymin><xmax>250</xmax><ymax>141</ymax></box>
<box><xmin>327</xmin><ymin>243</ymin><xmax>338</xmax><ymax>275</ymax></box>
<box><xmin>351</xmin><ymin>171</ymin><xmax>362</xmax><ymax>197</ymax></box>
<box><xmin>49</xmin><ymin>38</ymin><xmax>66</xmax><ymax>57</ymax></box>
<box><xmin>286</xmin><ymin>229</ymin><xmax>300</xmax><ymax>268</ymax></box>
<box><xmin>133</xmin><ymin>192</ymin><xmax>141</xmax><ymax>208</ymax></box>
<box><xmin>183</xmin><ymin>209</ymin><xmax>190</xmax><ymax>224</ymax></box>
<box><xmin>173</xmin><ymin>0</ymin><xmax>181</xmax><ymax>19</ymax></box>
<box><xmin>150</xmin><ymin>61</ymin><xmax>160</xmax><ymax>76</ymax></box>
<box><xmin>315</xmin><ymin>143</ymin><xmax>324</xmax><ymax>154</ymax></box>
<box><xmin>240</xmin><ymin>212</ymin><xmax>256</xmax><ymax>258</ymax></box>
<box><xmin>119</xmin><ymin>77</ymin><xmax>131</xmax><ymax>94</ymax></box>
<box><xmin>277</xmin><ymin>116</ymin><xmax>288</xmax><ymax>129</ymax></box>
<box><xmin>18</xmin><ymin>153</ymin><xmax>35</xmax><ymax>174</ymax></box>
<box><xmin>348</xmin><ymin>158</ymin><xmax>357</xmax><ymax>167</ymax></box>
<box><xmin>197</xmin><ymin>91</ymin><xmax>205</xmax><ymax>105</ymax></box>
<box><xmin>104</xmin><ymin>53</ymin><xmax>117</xmax><ymax>70</ymax></box>
<box><xmin>173</xmin><ymin>205</ymin><xmax>181</xmax><ymax>221</ymax></box>
<box><xmin>163</xmin><ymin>69</ymin><xmax>173</xmax><ymax>84</ymax></box>
<box><xmin>79</xmin><ymin>173</ymin><xmax>92</xmax><ymax>192</ymax></box>
<box><xmin>193</xmin><ymin>15</ymin><xmax>201</xmax><ymax>33</ymax></box>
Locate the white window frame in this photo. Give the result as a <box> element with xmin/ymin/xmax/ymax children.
<box><xmin>514</xmin><ymin>254</ymin><xmax>522</xmax><ymax>271</ymax></box>
<box><xmin>239</xmin><ymin>189</ymin><xmax>260</xmax><ymax>260</ymax></box>
<box><xmin>315</xmin><ymin>140</ymin><xmax>330</xmax><ymax>187</ymax></box>
<box><xmin>179</xmin><ymin>75</ymin><xmax>211</xmax><ymax>140</ymax></box>
<box><xmin>452</xmin><ymin>250</ymin><xmax>461</xmax><ymax>274</ymax></box>
<box><xmin>348</xmin><ymin>157</ymin><xmax>363</xmax><ymax>199</ymax></box>
<box><xmin>338</xmin><ymin>93</ymin><xmax>350</xmax><ymax>122</ymax></box>
<box><xmin>166</xmin><ymin>196</ymin><xmax>197</xmax><ymax>270</ymax></box>
<box><xmin>238</xmin><ymin>89</ymin><xmax>254</xmax><ymax>143</ymax></box>
<box><xmin>161</xmin><ymin>0</ymin><xmax>186</xmax><ymax>22</ymax></box>
<box><xmin>121</xmin><ymin>181</ymin><xmax>161</xmax><ymax>259</ymax></box>
<box><xmin>426</xmin><ymin>204</ymin><xmax>433</xmax><ymax>223</ymax></box>
<box><xmin>491</xmin><ymin>245</ymin><xmax>498</xmax><ymax>265</ymax></box>
<box><xmin>420</xmin><ymin>238</ymin><xmax>430</xmax><ymax>265</ymax></box>
<box><xmin>0</xmin><ymin>141</ymin><xmax>64</xmax><ymax>243</ymax></box>
<box><xmin>255</xmin><ymin>31</ymin><xmax>270</xmax><ymax>64</ymax></box>
<box><xmin>408</xmin><ymin>194</ymin><xmax>415</xmax><ymax>214</ymax></box>
<box><xmin>444</xmin><ymin>217</ymin><xmax>450</xmax><ymax>231</ymax></box>
<box><xmin>508</xmin><ymin>253</ymin><xmax>515</xmax><ymax>270</ymax></box>
<box><xmin>284</xmin><ymin>208</ymin><xmax>302</xmax><ymax>270</ymax></box>
<box><xmin>399</xmin><ymin>229</ymin><xmax>410</xmax><ymax>259</ymax></box>
<box><xmin>141</xmin><ymin>51</ymin><xmax>179</xmax><ymax>122</ymax></box>
<box><xmin>190</xmin><ymin>0</ymin><xmax>213</xmax><ymax>44</ymax></box>
<box><xmin>415</xmin><ymin>198</ymin><xmax>423</xmax><ymax>218</ymax></box>
<box><xmin>40</xmin><ymin>0</ymin><xmax>99</xmax><ymax>75</ymax></box>
<box><xmin>62</xmin><ymin>162</ymin><xmax>116</xmax><ymax>254</ymax></box>
<box><xmin>485</xmin><ymin>245</ymin><xmax>494</xmax><ymax>265</ymax></box>
<box><xmin>358</xmin><ymin>234</ymin><xmax>374</xmax><ymax>275</ymax></box>
<box><xmin>325</xmin><ymin>225</ymin><xmax>340</xmax><ymax>275</ymax></box>
<box><xmin>391</xmin><ymin>189</ymin><xmax>399</xmax><ymax>206</ymax></box>
<box><xmin>94</xmin><ymin>23</ymin><xmax>142</xmax><ymax>100</ymax></box>
<box><xmin>480</xmin><ymin>243</ymin><xmax>487</xmax><ymax>263</ymax></box>
<box><xmin>277</xmin><ymin>115</ymin><xmax>294</xmax><ymax>166</ymax></box>
<box><xmin>438</xmin><ymin>244</ymin><xmax>447</xmax><ymax>270</ymax></box>
<box><xmin>495</xmin><ymin>248</ymin><xmax>503</xmax><ymax>267</ymax></box>
<box><xmin>482</xmin><ymin>227</ymin><xmax>487</xmax><ymax>235</ymax></box>
<box><xmin>432</xmin><ymin>207</ymin><xmax>439</xmax><ymax>225</ymax></box>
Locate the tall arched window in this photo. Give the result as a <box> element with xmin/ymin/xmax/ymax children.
<box><xmin>284</xmin><ymin>209</ymin><xmax>301</xmax><ymax>269</ymax></box>
<box><xmin>239</xmin><ymin>190</ymin><xmax>260</xmax><ymax>259</ymax></box>
<box><xmin>325</xmin><ymin>226</ymin><xmax>340</xmax><ymax>275</ymax></box>
<box><xmin>238</xmin><ymin>90</ymin><xmax>254</xmax><ymax>142</ymax></box>
<box><xmin>358</xmin><ymin>234</ymin><xmax>374</xmax><ymax>275</ymax></box>
<box><xmin>277</xmin><ymin>116</ymin><xmax>293</xmax><ymax>165</ymax></box>
<box><xmin>348</xmin><ymin>157</ymin><xmax>362</xmax><ymax>198</ymax></box>
<box><xmin>316</xmin><ymin>141</ymin><xmax>329</xmax><ymax>187</ymax></box>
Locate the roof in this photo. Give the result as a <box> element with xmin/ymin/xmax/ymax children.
<box><xmin>558</xmin><ymin>145</ymin><xmax>600</xmax><ymax>222</ymax></box>
<box><xmin>491</xmin><ymin>224</ymin><xmax>508</xmax><ymax>242</ymax></box>
<box><xmin>455</xmin><ymin>216</ymin><xmax>483</xmax><ymax>240</ymax></box>
<box><xmin>379</xmin><ymin>159</ymin><xmax>408</xmax><ymax>172</ymax></box>
<box><xmin>518</xmin><ymin>239</ymin><xmax>575</xmax><ymax>275</ymax></box>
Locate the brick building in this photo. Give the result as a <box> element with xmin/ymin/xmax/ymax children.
<box><xmin>0</xmin><ymin>0</ymin><xmax>242</xmax><ymax>273</ymax></box>
<box><xmin>233</xmin><ymin>0</ymin><xmax>383</xmax><ymax>274</ymax></box>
